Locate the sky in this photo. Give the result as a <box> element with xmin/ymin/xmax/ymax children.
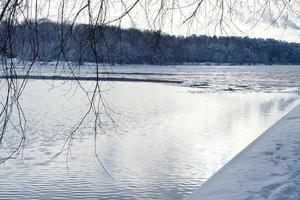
<box><xmin>21</xmin><ymin>0</ymin><xmax>300</xmax><ymax>42</ymax></box>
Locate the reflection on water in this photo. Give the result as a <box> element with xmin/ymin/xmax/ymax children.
<box><xmin>0</xmin><ymin>81</ymin><xmax>299</xmax><ymax>200</ymax></box>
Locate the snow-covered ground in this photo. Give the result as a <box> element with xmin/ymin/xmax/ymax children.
<box><xmin>186</xmin><ymin>104</ymin><xmax>300</xmax><ymax>200</ymax></box>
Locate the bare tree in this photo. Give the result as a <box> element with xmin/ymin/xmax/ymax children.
<box><xmin>0</xmin><ymin>0</ymin><xmax>299</xmax><ymax>164</ymax></box>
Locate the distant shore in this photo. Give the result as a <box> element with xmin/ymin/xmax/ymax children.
<box><xmin>9</xmin><ymin>60</ymin><xmax>300</xmax><ymax>67</ymax></box>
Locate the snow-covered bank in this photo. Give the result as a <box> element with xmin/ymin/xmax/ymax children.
<box><xmin>186</xmin><ymin>104</ymin><xmax>300</xmax><ymax>200</ymax></box>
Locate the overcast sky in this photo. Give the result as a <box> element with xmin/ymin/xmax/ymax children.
<box><xmin>24</xmin><ymin>0</ymin><xmax>300</xmax><ymax>42</ymax></box>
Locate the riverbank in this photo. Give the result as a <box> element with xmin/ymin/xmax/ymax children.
<box><xmin>186</xmin><ymin>104</ymin><xmax>300</xmax><ymax>200</ymax></box>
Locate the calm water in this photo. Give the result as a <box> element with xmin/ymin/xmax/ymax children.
<box><xmin>0</xmin><ymin>65</ymin><xmax>300</xmax><ymax>199</ymax></box>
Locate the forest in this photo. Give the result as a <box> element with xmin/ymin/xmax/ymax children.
<box><xmin>2</xmin><ymin>20</ymin><xmax>300</xmax><ymax>65</ymax></box>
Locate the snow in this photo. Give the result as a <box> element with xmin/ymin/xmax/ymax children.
<box><xmin>186</xmin><ymin>104</ymin><xmax>300</xmax><ymax>200</ymax></box>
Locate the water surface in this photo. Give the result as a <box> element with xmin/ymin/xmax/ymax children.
<box><xmin>25</xmin><ymin>64</ymin><xmax>300</xmax><ymax>93</ymax></box>
<box><xmin>0</xmin><ymin>80</ymin><xmax>299</xmax><ymax>199</ymax></box>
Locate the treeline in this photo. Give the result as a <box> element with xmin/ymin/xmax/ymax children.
<box><xmin>2</xmin><ymin>20</ymin><xmax>300</xmax><ymax>65</ymax></box>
